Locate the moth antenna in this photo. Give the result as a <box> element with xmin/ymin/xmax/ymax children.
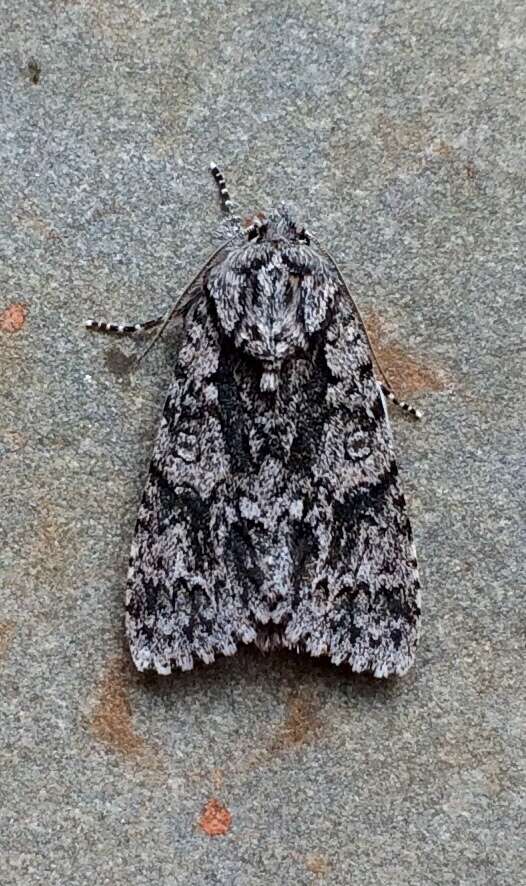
<box><xmin>380</xmin><ymin>384</ymin><xmax>423</xmax><ymax>420</ymax></box>
<box><xmin>210</xmin><ymin>162</ymin><xmax>235</xmax><ymax>215</ymax></box>
<box><xmin>85</xmin><ymin>317</ymin><xmax>164</xmax><ymax>336</ymax></box>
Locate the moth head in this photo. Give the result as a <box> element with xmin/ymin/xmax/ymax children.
<box><xmin>208</xmin><ymin>208</ymin><xmax>335</xmax><ymax>392</ymax></box>
<box><xmin>243</xmin><ymin>208</ymin><xmax>311</xmax><ymax>246</ymax></box>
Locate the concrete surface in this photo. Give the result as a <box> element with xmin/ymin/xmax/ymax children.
<box><xmin>1</xmin><ymin>1</ymin><xmax>524</xmax><ymax>884</ymax></box>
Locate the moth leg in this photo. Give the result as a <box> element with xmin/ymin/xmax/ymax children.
<box><xmin>210</xmin><ymin>162</ymin><xmax>235</xmax><ymax>214</ymax></box>
<box><xmin>84</xmin><ymin>316</ymin><xmax>164</xmax><ymax>336</ymax></box>
<box><xmin>380</xmin><ymin>382</ymin><xmax>422</xmax><ymax>420</ymax></box>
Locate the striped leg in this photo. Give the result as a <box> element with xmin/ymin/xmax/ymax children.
<box><xmin>85</xmin><ymin>316</ymin><xmax>163</xmax><ymax>335</ymax></box>
<box><xmin>210</xmin><ymin>162</ymin><xmax>234</xmax><ymax>214</ymax></box>
<box><xmin>380</xmin><ymin>383</ymin><xmax>422</xmax><ymax>420</ymax></box>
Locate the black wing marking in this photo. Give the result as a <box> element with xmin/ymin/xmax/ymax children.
<box><xmin>126</xmin><ymin>246</ymin><xmax>420</xmax><ymax>676</ymax></box>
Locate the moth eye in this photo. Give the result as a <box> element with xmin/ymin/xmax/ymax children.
<box><xmin>298</xmin><ymin>228</ymin><xmax>310</xmax><ymax>245</ymax></box>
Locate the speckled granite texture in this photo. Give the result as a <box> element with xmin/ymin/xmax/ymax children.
<box><xmin>1</xmin><ymin>2</ymin><xmax>524</xmax><ymax>884</ymax></box>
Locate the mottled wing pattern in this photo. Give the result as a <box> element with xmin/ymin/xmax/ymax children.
<box><xmin>126</xmin><ymin>296</ymin><xmax>258</xmax><ymax>673</ymax></box>
<box><xmin>280</xmin><ymin>295</ymin><xmax>421</xmax><ymax>676</ymax></box>
<box><xmin>126</xmin><ymin>235</ymin><xmax>420</xmax><ymax>677</ymax></box>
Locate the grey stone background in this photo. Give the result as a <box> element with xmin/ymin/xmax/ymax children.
<box><xmin>1</xmin><ymin>1</ymin><xmax>524</xmax><ymax>884</ymax></box>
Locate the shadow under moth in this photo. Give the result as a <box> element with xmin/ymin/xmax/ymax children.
<box><xmin>87</xmin><ymin>164</ymin><xmax>422</xmax><ymax>678</ymax></box>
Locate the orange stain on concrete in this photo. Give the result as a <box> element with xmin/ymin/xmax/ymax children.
<box><xmin>273</xmin><ymin>689</ymin><xmax>322</xmax><ymax>751</ymax></box>
<box><xmin>198</xmin><ymin>798</ymin><xmax>232</xmax><ymax>837</ymax></box>
<box><xmin>90</xmin><ymin>658</ymin><xmax>145</xmax><ymax>756</ymax></box>
<box><xmin>364</xmin><ymin>311</ymin><xmax>447</xmax><ymax>396</ymax></box>
<box><xmin>0</xmin><ymin>303</ymin><xmax>28</xmax><ymax>332</ymax></box>
<box><xmin>433</xmin><ymin>141</ymin><xmax>454</xmax><ymax>159</ymax></box>
<box><xmin>306</xmin><ymin>853</ymin><xmax>331</xmax><ymax>878</ymax></box>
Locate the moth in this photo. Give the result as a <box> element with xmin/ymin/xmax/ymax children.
<box><xmin>87</xmin><ymin>164</ymin><xmax>422</xmax><ymax>678</ymax></box>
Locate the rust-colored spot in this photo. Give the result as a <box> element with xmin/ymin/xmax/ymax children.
<box><xmin>306</xmin><ymin>854</ymin><xmax>331</xmax><ymax>878</ymax></box>
<box><xmin>198</xmin><ymin>798</ymin><xmax>232</xmax><ymax>837</ymax></box>
<box><xmin>0</xmin><ymin>623</ymin><xmax>14</xmax><ymax>659</ymax></box>
<box><xmin>272</xmin><ymin>689</ymin><xmax>322</xmax><ymax>750</ymax></box>
<box><xmin>364</xmin><ymin>311</ymin><xmax>447</xmax><ymax>396</ymax></box>
<box><xmin>0</xmin><ymin>303</ymin><xmax>28</xmax><ymax>333</ymax></box>
<box><xmin>433</xmin><ymin>141</ymin><xmax>453</xmax><ymax>159</ymax></box>
<box><xmin>90</xmin><ymin>658</ymin><xmax>145</xmax><ymax>756</ymax></box>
